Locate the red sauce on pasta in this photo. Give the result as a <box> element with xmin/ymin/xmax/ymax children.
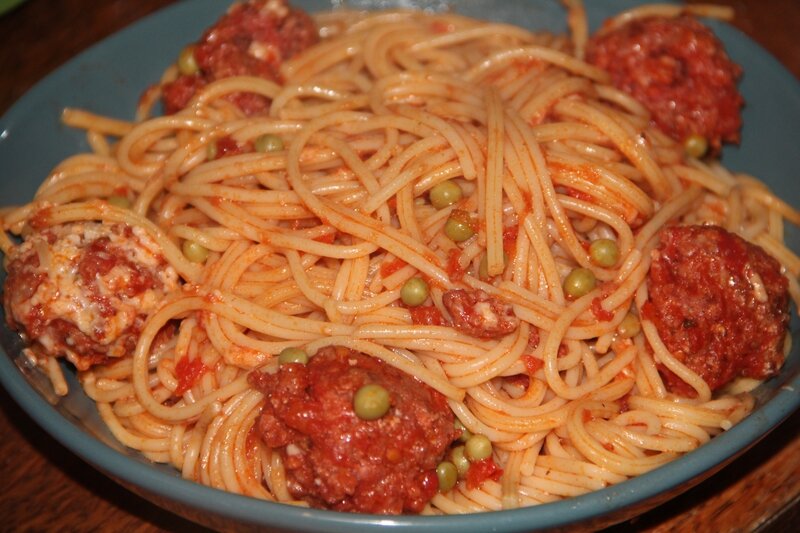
<box><xmin>466</xmin><ymin>457</ymin><xmax>503</xmax><ymax>490</ymax></box>
<box><xmin>209</xmin><ymin>136</ymin><xmax>245</xmax><ymax>159</ymax></box>
<box><xmin>312</xmin><ymin>231</ymin><xmax>337</xmax><ymax>244</ymax></box>
<box><xmin>442</xmin><ymin>289</ymin><xmax>519</xmax><ymax>339</ymax></box>
<box><xmin>503</xmin><ymin>224</ymin><xmax>519</xmax><ymax>254</ymax></box>
<box><xmin>409</xmin><ymin>306</ymin><xmax>447</xmax><ymax>326</ymax></box>
<box><xmin>522</xmin><ymin>354</ymin><xmax>543</xmax><ymax>375</ymax></box>
<box><xmin>174</xmin><ymin>356</ymin><xmax>209</xmax><ymax>395</ymax></box>
<box><xmin>445</xmin><ymin>248</ymin><xmax>466</xmax><ymax>282</ymax></box>
<box><xmin>591</xmin><ymin>297</ymin><xmax>614</xmax><ymax>322</ymax></box>
<box><xmin>380</xmin><ymin>257</ymin><xmax>407</xmax><ymax>278</ymax></box>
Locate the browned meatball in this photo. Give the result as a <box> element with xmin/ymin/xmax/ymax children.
<box><xmin>161</xmin><ymin>0</ymin><xmax>318</xmax><ymax>115</ymax></box>
<box><xmin>3</xmin><ymin>222</ymin><xmax>179</xmax><ymax>370</ymax></box>
<box><xmin>586</xmin><ymin>15</ymin><xmax>743</xmax><ymax>154</ymax></box>
<box><xmin>644</xmin><ymin>225</ymin><xmax>789</xmax><ymax>396</ymax></box>
<box><xmin>249</xmin><ymin>346</ymin><xmax>458</xmax><ymax>514</ymax></box>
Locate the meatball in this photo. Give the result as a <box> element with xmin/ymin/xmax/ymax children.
<box><xmin>161</xmin><ymin>0</ymin><xmax>318</xmax><ymax>115</ymax></box>
<box><xmin>644</xmin><ymin>225</ymin><xmax>789</xmax><ymax>396</ymax></box>
<box><xmin>442</xmin><ymin>288</ymin><xmax>519</xmax><ymax>339</ymax></box>
<box><xmin>3</xmin><ymin>222</ymin><xmax>180</xmax><ymax>370</ymax></box>
<box><xmin>586</xmin><ymin>15</ymin><xmax>743</xmax><ymax>154</ymax></box>
<box><xmin>248</xmin><ymin>346</ymin><xmax>458</xmax><ymax>514</ymax></box>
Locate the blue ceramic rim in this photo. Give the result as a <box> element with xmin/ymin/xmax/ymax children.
<box><xmin>1</xmin><ymin>1</ymin><xmax>799</xmax><ymax>531</ymax></box>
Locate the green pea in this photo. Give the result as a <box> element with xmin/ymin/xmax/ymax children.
<box><xmin>353</xmin><ymin>383</ymin><xmax>391</xmax><ymax>420</ymax></box>
<box><xmin>177</xmin><ymin>45</ymin><xmax>200</xmax><ymax>76</ymax></box>
<box><xmin>589</xmin><ymin>239</ymin><xmax>619</xmax><ymax>268</ymax></box>
<box><xmin>444</xmin><ymin>214</ymin><xmax>474</xmax><ymax>243</ymax></box>
<box><xmin>450</xmin><ymin>445</ymin><xmax>470</xmax><ymax>477</ymax></box>
<box><xmin>684</xmin><ymin>133</ymin><xmax>709</xmax><ymax>159</ymax></box>
<box><xmin>182</xmin><ymin>240</ymin><xmax>209</xmax><ymax>263</ymax></box>
<box><xmin>617</xmin><ymin>312</ymin><xmax>641</xmax><ymax>339</ymax></box>
<box><xmin>436</xmin><ymin>461</ymin><xmax>458</xmax><ymax>492</ymax></box>
<box><xmin>107</xmin><ymin>195</ymin><xmax>131</xmax><ymax>209</ymax></box>
<box><xmin>454</xmin><ymin>418</ymin><xmax>473</xmax><ymax>443</ymax></box>
<box><xmin>429</xmin><ymin>180</ymin><xmax>463</xmax><ymax>209</ymax></box>
<box><xmin>478</xmin><ymin>252</ymin><xmax>508</xmax><ymax>280</ymax></box>
<box><xmin>278</xmin><ymin>347</ymin><xmax>308</xmax><ymax>365</ymax></box>
<box><xmin>400</xmin><ymin>277</ymin><xmax>429</xmax><ymax>307</ymax></box>
<box><xmin>254</xmin><ymin>133</ymin><xmax>284</xmax><ymax>153</ymax></box>
<box><xmin>563</xmin><ymin>267</ymin><xmax>596</xmax><ymax>299</ymax></box>
<box><xmin>465</xmin><ymin>433</ymin><xmax>492</xmax><ymax>461</ymax></box>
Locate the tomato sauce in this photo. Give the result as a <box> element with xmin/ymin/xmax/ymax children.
<box><xmin>591</xmin><ymin>297</ymin><xmax>614</xmax><ymax>322</ymax></box>
<box><xmin>442</xmin><ymin>289</ymin><xmax>519</xmax><ymax>339</ymax></box>
<box><xmin>380</xmin><ymin>257</ymin><xmax>407</xmax><ymax>278</ymax></box>
<box><xmin>174</xmin><ymin>355</ymin><xmax>209</xmax><ymax>395</ymax></box>
<box><xmin>409</xmin><ymin>305</ymin><xmax>447</xmax><ymax>326</ymax></box>
<box><xmin>445</xmin><ymin>248</ymin><xmax>465</xmax><ymax>282</ymax></box>
<box><xmin>522</xmin><ymin>354</ymin><xmax>543</xmax><ymax>376</ymax></box>
<box><xmin>562</xmin><ymin>186</ymin><xmax>595</xmax><ymax>203</ymax></box>
<box><xmin>28</xmin><ymin>207</ymin><xmax>53</xmax><ymax>231</ymax></box>
<box><xmin>312</xmin><ymin>231</ymin><xmax>337</xmax><ymax>244</ymax></box>
<box><xmin>465</xmin><ymin>457</ymin><xmax>503</xmax><ymax>490</ymax></box>
<box><xmin>502</xmin><ymin>224</ymin><xmax>519</xmax><ymax>256</ymax></box>
<box><xmin>209</xmin><ymin>136</ymin><xmax>245</xmax><ymax>159</ymax></box>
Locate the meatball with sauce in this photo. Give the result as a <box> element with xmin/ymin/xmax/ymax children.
<box><xmin>442</xmin><ymin>288</ymin><xmax>519</xmax><ymax>339</ymax></box>
<box><xmin>161</xmin><ymin>0</ymin><xmax>319</xmax><ymax>115</ymax></box>
<box><xmin>644</xmin><ymin>225</ymin><xmax>789</xmax><ymax>396</ymax></box>
<box><xmin>586</xmin><ymin>15</ymin><xmax>743</xmax><ymax>155</ymax></box>
<box><xmin>248</xmin><ymin>346</ymin><xmax>459</xmax><ymax>514</ymax></box>
<box><xmin>3</xmin><ymin>222</ymin><xmax>180</xmax><ymax>370</ymax></box>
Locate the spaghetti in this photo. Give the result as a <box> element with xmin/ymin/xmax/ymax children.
<box><xmin>1</xmin><ymin>0</ymin><xmax>798</xmax><ymax>515</ymax></box>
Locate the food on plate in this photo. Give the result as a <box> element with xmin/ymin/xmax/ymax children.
<box><xmin>586</xmin><ymin>13</ymin><xmax>743</xmax><ymax>156</ymax></box>
<box><xmin>1</xmin><ymin>0</ymin><xmax>798</xmax><ymax>516</ymax></box>
<box><xmin>161</xmin><ymin>0</ymin><xmax>318</xmax><ymax>114</ymax></box>
<box><xmin>644</xmin><ymin>224</ymin><xmax>790</xmax><ymax>397</ymax></box>
<box><xmin>249</xmin><ymin>345</ymin><xmax>458</xmax><ymax>513</ymax></box>
<box><xmin>3</xmin><ymin>222</ymin><xmax>179</xmax><ymax>371</ymax></box>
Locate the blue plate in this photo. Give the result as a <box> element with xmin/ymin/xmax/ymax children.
<box><xmin>1</xmin><ymin>1</ymin><xmax>799</xmax><ymax>531</ymax></box>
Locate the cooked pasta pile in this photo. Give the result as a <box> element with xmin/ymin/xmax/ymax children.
<box><xmin>2</xmin><ymin>3</ymin><xmax>798</xmax><ymax>514</ymax></box>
